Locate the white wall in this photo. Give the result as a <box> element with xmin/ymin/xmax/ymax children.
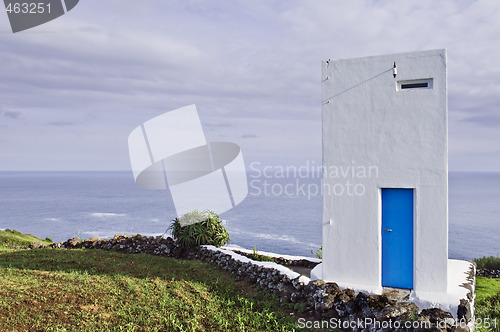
<box><xmin>321</xmin><ymin>49</ymin><xmax>448</xmax><ymax>293</ymax></box>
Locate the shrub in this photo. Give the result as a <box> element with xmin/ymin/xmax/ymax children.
<box><xmin>250</xmin><ymin>246</ymin><xmax>274</xmax><ymax>262</ymax></box>
<box><xmin>474</xmin><ymin>256</ymin><xmax>500</xmax><ymax>270</ymax></box>
<box><xmin>168</xmin><ymin>210</ymin><xmax>229</xmax><ymax>248</ymax></box>
<box><xmin>310</xmin><ymin>246</ymin><xmax>322</xmax><ymax>259</ymax></box>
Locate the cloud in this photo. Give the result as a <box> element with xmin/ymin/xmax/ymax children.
<box><xmin>241</xmin><ymin>134</ymin><xmax>258</xmax><ymax>139</ymax></box>
<box><xmin>1</xmin><ymin>110</ymin><xmax>22</xmax><ymax>119</ymax></box>
<box><xmin>1</xmin><ymin>1</ymin><xmax>500</xmax><ymax>170</ymax></box>
<box><xmin>204</xmin><ymin>121</ymin><xmax>236</xmax><ymax>128</ymax></box>
<box><xmin>46</xmin><ymin>121</ymin><xmax>77</xmax><ymax>126</ymax></box>
<box><xmin>461</xmin><ymin>115</ymin><xmax>500</xmax><ymax>127</ymax></box>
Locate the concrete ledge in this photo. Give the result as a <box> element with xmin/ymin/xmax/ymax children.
<box><xmin>410</xmin><ymin>259</ymin><xmax>475</xmax><ymax>323</ymax></box>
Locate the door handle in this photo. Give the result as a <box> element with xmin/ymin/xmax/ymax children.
<box><xmin>383</xmin><ymin>229</ymin><xmax>392</xmax><ymax>232</ymax></box>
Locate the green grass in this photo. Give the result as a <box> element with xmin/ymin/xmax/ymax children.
<box><xmin>250</xmin><ymin>246</ymin><xmax>274</xmax><ymax>262</ymax></box>
<box><xmin>475</xmin><ymin>277</ymin><xmax>500</xmax><ymax>331</ymax></box>
<box><xmin>475</xmin><ymin>256</ymin><xmax>500</xmax><ymax>270</ymax></box>
<box><xmin>0</xmin><ymin>249</ymin><xmax>301</xmax><ymax>331</ymax></box>
<box><xmin>0</xmin><ymin>229</ymin><xmax>52</xmax><ymax>250</ymax></box>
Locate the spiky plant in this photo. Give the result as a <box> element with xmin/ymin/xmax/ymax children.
<box><xmin>168</xmin><ymin>210</ymin><xmax>229</xmax><ymax>248</ymax></box>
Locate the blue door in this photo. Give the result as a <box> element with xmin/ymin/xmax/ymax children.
<box><xmin>382</xmin><ymin>188</ymin><xmax>414</xmax><ymax>289</ymax></box>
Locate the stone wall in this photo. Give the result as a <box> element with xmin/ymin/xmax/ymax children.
<box><xmin>39</xmin><ymin>235</ymin><xmax>473</xmax><ymax>331</ymax></box>
<box><xmin>476</xmin><ymin>269</ymin><xmax>500</xmax><ymax>278</ymax></box>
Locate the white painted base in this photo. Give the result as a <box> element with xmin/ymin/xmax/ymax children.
<box><xmin>311</xmin><ymin>259</ymin><xmax>475</xmax><ymax>321</ymax></box>
<box><xmin>204</xmin><ymin>245</ymin><xmax>312</xmax><ymax>285</ymax></box>
<box><xmin>222</xmin><ymin>244</ymin><xmax>322</xmax><ymax>263</ymax></box>
<box><xmin>311</xmin><ymin>262</ymin><xmax>384</xmax><ymax>294</ymax></box>
<box><xmin>310</xmin><ymin>263</ymin><xmax>322</xmax><ymax>280</ymax></box>
<box><xmin>410</xmin><ymin>259</ymin><xmax>475</xmax><ymax>320</ymax></box>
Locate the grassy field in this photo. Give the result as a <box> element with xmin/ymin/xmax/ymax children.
<box><xmin>0</xmin><ymin>229</ymin><xmax>52</xmax><ymax>250</ymax></box>
<box><xmin>0</xmin><ymin>248</ymin><xmax>301</xmax><ymax>331</ymax></box>
<box><xmin>2</xmin><ymin>230</ymin><xmax>500</xmax><ymax>331</ymax></box>
<box><xmin>475</xmin><ymin>276</ymin><xmax>500</xmax><ymax>331</ymax></box>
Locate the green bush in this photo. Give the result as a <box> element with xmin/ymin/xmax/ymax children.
<box><xmin>474</xmin><ymin>256</ymin><xmax>500</xmax><ymax>270</ymax></box>
<box><xmin>250</xmin><ymin>246</ymin><xmax>274</xmax><ymax>262</ymax></box>
<box><xmin>168</xmin><ymin>210</ymin><xmax>229</xmax><ymax>248</ymax></box>
<box><xmin>311</xmin><ymin>246</ymin><xmax>322</xmax><ymax>259</ymax></box>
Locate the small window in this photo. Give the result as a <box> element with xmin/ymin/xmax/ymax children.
<box><xmin>397</xmin><ymin>79</ymin><xmax>433</xmax><ymax>91</ymax></box>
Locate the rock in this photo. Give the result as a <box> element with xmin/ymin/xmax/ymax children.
<box><xmin>420</xmin><ymin>307</ymin><xmax>453</xmax><ymax>324</ymax></box>
<box><xmin>322</xmin><ymin>293</ymin><xmax>336</xmax><ymax>310</ymax></box>
<box><xmin>324</xmin><ymin>283</ymin><xmax>342</xmax><ymax>299</ymax></box>
<box><xmin>355</xmin><ymin>292</ymin><xmax>369</xmax><ymax>307</ymax></box>
<box><xmin>361</xmin><ymin>305</ymin><xmax>376</xmax><ymax>319</ymax></box>
<box><xmin>344</xmin><ymin>288</ymin><xmax>355</xmax><ymax>298</ymax></box>
<box><xmin>29</xmin><ymin>242</ymin><xmax>44</xmax><ymax>249</ymax></box>
<box><xmin>333</xmin><ymin>302</ymin><xmax>348</xmax><ymax>318</ymax></box>
<box><xmin>378</xmin><ymin>301</ymin><xmax>419</xmax><ymax>319</ymax></box>
<box><xmin>457</xmin><ymin>298</ymin><xmax>471</xmax><ymax>323</ymax></box>
<box><xmin>67</xmin><ymin>237</ymin><xmax>80</xmax><ymax>247</ymax></box>
<box><xmin>311</xmin><ymin>280</ymin><xmax>326</xmax><ymax>289</ymax></box>
<box><xmin>477</xmin><ymin>268</ymin><xmax>500</xmax><ymax>278</ymax></box>
<box><xmin>344</xmin><ymin>298</ymin><xmax>358</xmax><ymax>315</ymax></box>
<box><xmin>290</xmin><ymin>291</ymin><xmax>304</xmax><ymax>303</ymax></box>
<box><xmin>367</xmin><ymin>294</ymin><xmax>394</xmax><ymax>309</ymax></box>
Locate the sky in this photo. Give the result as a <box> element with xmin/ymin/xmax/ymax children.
<box><xmin>0</xmin><ymin>0</ymin><xmax>499</xmax><ymax>171</ymax></box>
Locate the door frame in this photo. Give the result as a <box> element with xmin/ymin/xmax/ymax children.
<box><xmin>379</xmin><ymin>186</ymin><xmax>416</xmax><ymax>290</ymax></box>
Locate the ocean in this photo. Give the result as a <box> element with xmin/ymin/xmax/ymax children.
<box><xmin>0</xmin><ymin>171</ymin><xmax>498</xmax><ymax>260</ymax></box>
